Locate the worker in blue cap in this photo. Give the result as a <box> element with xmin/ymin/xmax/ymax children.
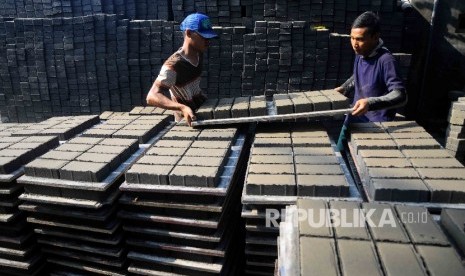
<box><xmin>146</xmin><ymin>13</ymin><xmax>218</xmax><ymax>126</ymax></box>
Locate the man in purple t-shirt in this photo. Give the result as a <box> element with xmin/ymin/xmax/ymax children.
<box><xmin>336</xmin><ymin>11</ymin><xmax>407</xmax><ymax>150</ymax></box>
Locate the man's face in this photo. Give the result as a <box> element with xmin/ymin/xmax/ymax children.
<box><xmin>188</xmin><ymin>31</ymin><xmax>210</xmax><ymax>53</ymax></box>
<box><xmin>350</xmin><ymin>27</ymin><xmax>379</xmax><ymax>57</ymax></box>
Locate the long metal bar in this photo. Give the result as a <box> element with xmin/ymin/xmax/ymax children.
<box><xmin>191</xmin><ymin>108</ymin><xmax>353</xmax><ymax>127</ymax></box>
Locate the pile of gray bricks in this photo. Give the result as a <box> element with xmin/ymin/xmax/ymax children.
<box><xmin>445</xmin><ymin>97</ymin><xmax>465</xmax><ymax>163</ymax></box>
<box><xmin>0</xmin><ymin>132</ymin><xmax>60</xmax><ymax>275</ymax></box>
<box><xmin>10</xmin><ymin>115</ymin><xmax>100</xmax><ymax>140</ymax></box>
<box><xmin>349</xmin><ymin>121</ymin><xmax>465</xmax><ymax>203</ymax></box>
<box><xmin>19</xmin><ymin>134</ymin><xmax>142</xmax><ymax>275</ymax></box>
<box><xmin>274</xmin><ymin>89</ymin><xmax>350</xmax><ymax>115</ymax></box>
<box><xmin>81</xmin><ymin>114</ymin><xmax>171</xmax><ymax>143</ymax></box>
<box><xmin>279</xmin><ymin>199</ymin><xmax>465</xmax><ymax>276</ymax></box>
<box><xmin>120</xmin><ymin>124</ymin><xmax>246</xmax><ymax>275</ymax></box>
<box><xmin>0</xmin><ymin>0</ymin><xmax>414</xmax><ymax>122</ymax></box>
<box><xmin>242</xmin><ymin>123</ymin><xmax>355</xmax><ymax>275</ymax></box>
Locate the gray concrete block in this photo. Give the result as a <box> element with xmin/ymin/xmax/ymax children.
<box><xmin>126</xmin><ymin>164</ymin><xmax>174</xmax><ymax>185</ymax></box>
<box><xmin>76</xmin><ymin>152</ymin><xmax>121</xmax><ymax>170</ymax></box>
<box><xmin>0</xmin><ymin>156</ymin><xmax>21</xmax><ymax>174</ymax></box>
<box><xmin>251</xmin><ymin>146</ymin><xmax>293</xmax><ymax>155</ymax></box>
<box><xmin>351</xmin><ymin>132</ymin><xmax>392</xmax><ymax>140</ymax></box>
<box><xmin>297</xmin><ymin>175</ymin><xmax>349</xmax><ymax>197</ymax></box>
<box><xmin>191</xmin><ymin>140</ymin><xmax>231</xmax><ymax>149</ymax></box>
<box><xmin>424</xmin><ymin>180</ymin><xmax>465</xmax><ymax>203</ymax></box>
<box><xmin>196</xmin><ymin>98</ymin><xmax>218</xmax><ymax>120</ymax></box>
<box><xmin>246</xmin><ymin>174</ymin><xmax>296</xmax><ymax>196</ymax></box>
<box><xmin>196</xmin><ymin>129</ymin><xmax>236</xmax><ymax>141</ymax></box>
<box><xmin>352</xmin><ymin>139</ymin><xmax>398</xmax><ymax>153</ymax></box>
<box><xmin>169</xmin><ymin>165</ymin><xmax>220</xmax><ymax>187</ymax></box>
<box><xmin>368</xmin><ymin>178</ymin><xmax>430</xmax><ymax>202</ymax></box>
<box><xmin>363</xmin><ymin>158</ymin><xmax>412</xmax><ymax>168</ymax></box>
<box><xmin>416</xmin><ymin>168</ymin><xmax>465</xmax><ymax>180</ymax></box>
<box><xmin>250</xmin><ymin>154</ymin><xmax>293</xmax><ymax>164</ymax></box>
<box><xmin>67</xmin><ymin>137</ymin><xmax>104</xmax><ymax>145</ymax></box>
<box><xmin>294</xmin><ymin>155</ymin><xmax>338</xmax><ymax>164</ymax></box>
<box><xmin>137</xmin><ymin>155</ymin><xmax>181</xmax><ymax>166</ymax></box>
<box><xmin>297</xmin><ymin>199</ymin><xmax>332</xmax><ymax>237</ymax></box>
<box><xmin>153</xmin><ymin>140</ymin><xmax>193</xmax><ymax>149</ymax></box>
<box><xmin>184</xmin><ymin>147</ymin><xmax>229</xmax><ymax>157</ymax></box>
<box><xmin>87</xmin><ymin>145</ymin><xmax>130</xmax><ymax>162</ymax></box>
<box><xmin>60</xmin><ymin>161</ymin><xmax>110</xmax><ymax>182</ymax></box>
<box><xmin>248</xmin><ymin>164</ymin><xmax>294</xmax><ymax>175</ymax></box>
<box><xmin>367</xmin><ymin>168</ymin><xmax>420</xmax><ymax>179</ymax></box>
<box><xmin>55</xmin><ymin>143</ymin><xmax>94</xmax><ymax>152</ymax></box>
<box><xmin>177</xmin><ymin>156</ymin><xmax>224</xmax><ymax>167</ymax></box>
<box><xmin>441</xmin><ymin>209</ymin><xmax>465</xmax><ymax>255</ymax></box>
<box><xmin>402</xmin><ymin>149</ymin><xmax>453</xmax><ymax>159</ymax></box>
<box><xmin>146</xmin><ymin>146</ymin><xmax>187</xmax><ymax>156</ymax></box>
<box><xmin>410</xmin><ymin>158</ymin><xmax>463</xmax><ymax>168</ymax></box>
<box><xmin>394</xmin><ymin>138</ymin><xmax>441</xmax><ymax>149</ymax></box>
<box><xmin>358</xmin><ymin>149</ymin><xmax>405</xmax><ymax>158</ymax></box>
<box><xmin>395</xmin><ymin>205</ymin><xmax>449</xmax><ymax>246</ymax></box>
<box><xmin>99</xmin><ymin>138</ymin><xmax>139</xmax><ymax>154</ymax></box>
<box><xmin>249</xmin><ymin>96</ymin><xmax>267</xmax><ymax>116</ymax></box>
<box><xmin>416</xmin><ymin>245</ymin><xmax>465</xmax><ymax>276</ymax></box>
<box><xmin>362</xmin><ymin>203</ymin><xmax>410</xmax><ymax>243</ymax></box>
<box><xmin>25</xmin><ymin>158</ymin><xmax>70</xmax><ymax>179</ymax></box>
<box><xmin>162</xmin><ymin>131</ymin><xmax>200</xmax><ymax>140</ymax></box>
<box><xmin>299</xmin><ymin>237</ymin><xmax>339</xmax><ymax>276</ymax></box>
<box><xmin>292</xmin><ymin>137</ymin><xmax>331</xmax><ymax>147</ymax></box>
<box><xmin>231</xmin><ymin>96</ymin><xmax>250</xmax><ymax>118</ymax></box>
<box><xmin>41</xmin><ymin>150</ymin><xmax>82</xmax><ymax>161</ymax></box>
<box><xmin>377</xmin><ymin>243</ymin><xmax>427</xmax><ymax>276</ymax></box>
<box><xmin>296</xmin><ymin>164</ymin><xmax>343</xmax><ymax>175</ymax></box>
<box><xmin>329</xmin><ymin>201</ymin><xmax>370</xmax><ymax>240</ymax></box>
<box><xmin>213</xmin><ymin>97</ymin><xmax>234</xmax><ymax>119</ymax></box>
<box><xmin>337</xmin><ymin>240</ymin><xmax>383</xmax><ymax>276</ymax></box>
<box><xmin>293</xmin><ymin>147</ymin><xmax>334</xmax><ymax>156</ymax></box>
<box><xmin>253</xmin><ymin>137</ymin><xmax>292</xmax><ymax>147</ymax></box>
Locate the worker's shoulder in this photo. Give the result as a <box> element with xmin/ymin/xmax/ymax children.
<box><xmin>163</xmin><ymin>51</ymin><xmax>183</xmax><ymax>67</ymax></box>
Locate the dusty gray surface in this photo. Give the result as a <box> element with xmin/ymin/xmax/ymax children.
<box><xmin>337</xmin><ymin>240</ymin><xmax>383</xmax><ymax>276</ymax></box>
<box><xmin>377</xmin><ymin>243</ymin><xmax>427</xmax><ymax>276</ymax></box>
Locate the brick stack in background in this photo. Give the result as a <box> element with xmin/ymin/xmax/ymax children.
<box><xmin>0</xmin><ymin>0</ymin><xmax>414</xmax><ymax>123</ymax></box>
<box><xmin>446</xmin><ymin>97</ymin><xmax>465</xmax><ymax>163</ymax></box>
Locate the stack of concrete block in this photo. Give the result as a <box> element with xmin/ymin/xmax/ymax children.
<box><xmin>81</xmin><ymin>114</ymin><xmax>171</xmax><ymax>143</ymax></box>
<box><xmin>242</xmin><ymin>123</ymin><xmax>355</xmax><ymax>275</ymax></box>
<box><xmin>120</xmin><ymin>124</ymin><xmax>246</xmax><ymax>275</ymax></box>
<box><xmin>18</xmin><ymin>135</ymin><xmax>142</xmax><ymax>275</ymax></box>
<box><xmin>441</xmin><ymin>208</ymin><xmax>465</xmax><ymax>256</ymax></box>
<box><xmin>0</xmin><ymin>134</ymin><xmax>59</xmax><ymax>276</ymax></box>
<box><xmin>445</xmin><ymin>98</ymin><xmax>465</xmax><ymax>162</ymax></box>
<box><xmin>0</xmin><ymin>123</ymin><xmax>34</xmax><ymax>137</ymax></box>
<box><xmin>329</xmin><ymin>33</ymin><xmax>354</xmax><ymax>87</ymax></box>
<box><xmin>195</xmin><ymin>95</ymin><xmax>267</xmax><ymax>120</ymax></box>
<box><xmin>11</xmin><ymin>115</ymin><xmax>99</xmax><ymax>140</ymax></box>
<box><xmin>99</xmin><ymin>111</ymin><xmax>131</xmax><ymax>121</ymax></box>
<box><xmin>206</xmin><ymin>26</ymin><xmax>245</xmax><ymax>98</ymax></box>
<box><xmin>129</xmin><ymin>106</ymin><xmax>168</xmax><ymax>116</ymax></box>
<box><xmin>0</xmin><ymin>1</ymin><xmax>413</xmax><ymax>123</ymax></box>
<box><xmin>349</xmin><ymin>121</ymin><xmax>465</xmax><ymax>203</ymax></box>
<box><xmin>279</xmin><ymin>199</ymin><xmax>465</xmax><ymax>276</ymax></box>
<box><xmin>246</xmin><ymin>124</ymin><xmax>350</xmax><ymax>197</ymax></box>
<box><xmin>273</xmin><ymin>89</ymin><xmax>350</xmax><ymax>115</ymax></box>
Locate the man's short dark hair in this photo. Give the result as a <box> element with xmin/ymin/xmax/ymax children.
<box><xmin>352</xmin><ymin>11</ymin><xmax>380</xmax><ymax>36</ymax></box>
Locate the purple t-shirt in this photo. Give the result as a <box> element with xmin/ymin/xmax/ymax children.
<box><xmin>352</xmin><ymin>48</ymin><xmax>405</xmax><ymax>122</ymax></box>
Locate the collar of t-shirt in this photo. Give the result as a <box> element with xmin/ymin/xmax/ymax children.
<box><xmin>177</xmin><ymin>48</ymin><xmax>200</xmax><ymax>67</ymax></box>
<box><xmin>364</xmin><ymin>38</ymin><xmax>385</xmax><ymax>59</ymax></box>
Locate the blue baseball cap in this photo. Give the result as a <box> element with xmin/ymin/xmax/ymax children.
<box><xmin>180</xmin><ymin>13</ymin><xmax>218</xmax><ymax>39</ymax></box>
